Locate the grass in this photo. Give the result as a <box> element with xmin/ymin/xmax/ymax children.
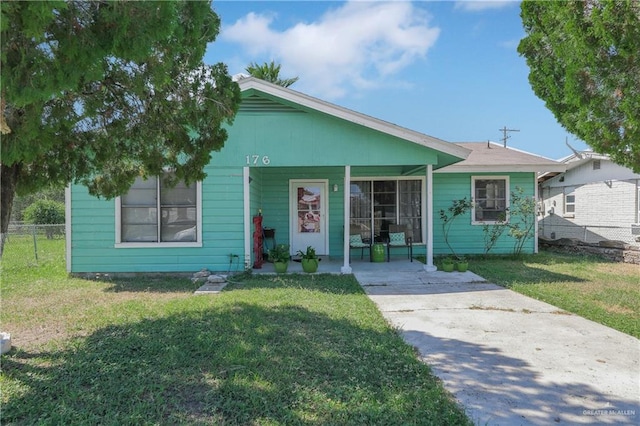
<box><xmin>1</xmin><ymin>237</ymin><xmax>471</xmax><ymax>425</ymax></box>
<box><xmin>466</xmin><ymin>251</ymin><xmax>640</xmax><ymax>338</ymax></box>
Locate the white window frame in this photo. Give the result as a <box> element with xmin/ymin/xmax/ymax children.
<box><xmin>637</xmin><ymin>185</ymin><xmax>640</xmax><ymax>223</ymax></box>
<box><xmin>564</xmin><ymin>186</ymin><xmax>576</xmax><ymax>218</ymax></box>
<box><xmin>115</xmin><ymin>178</ymin><xmax>202</xmax><ymax>248</ymax></box>
<box><xmin>349</xmin><ymin>176</ymin><xmax>426</xmax><ymax>244</ymax></box>
<box><xmin>471</xmin><ymin>176</ymin><xmax>510</xmax><ymax>225</ymax></box>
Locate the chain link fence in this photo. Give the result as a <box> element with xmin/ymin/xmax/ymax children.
<box><xmin>4</xmin><ymin>222</ymin><xmax>66</xmax><ymax>261</ymax></box>
<box><xmin>539</xmin><ymin>222</ymin><xmax>640</xmax><ymax>247</ymax></box>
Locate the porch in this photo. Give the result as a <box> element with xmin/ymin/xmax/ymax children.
<box><xmin>254</xmin><ymin>257</ymin><xmax>426</xmax><ymax>274</ymax></box>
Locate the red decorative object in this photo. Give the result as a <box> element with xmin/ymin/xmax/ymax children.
<box><xmin>253</xmin><ymin>215</ymin><xmax>264</xmax><ymax>269</ymax></box>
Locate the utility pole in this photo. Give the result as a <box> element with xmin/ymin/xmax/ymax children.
<box><xmin>499</xmin><ymin>126</ymin><xmax>519</xmax><ymax>147</ymax></box>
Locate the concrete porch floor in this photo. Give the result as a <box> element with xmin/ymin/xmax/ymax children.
<box><xmin>253</xmin><ymin>256</ymin><xmax>422</xmax><ymax>274</ymax></box>
<box><xmin>251</xmin><ymin>257</ymin><xmax>487</xmax><ymax>284</ymax></box>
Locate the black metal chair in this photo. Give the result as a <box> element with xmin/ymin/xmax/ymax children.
<box><xmin>386</xmin><ymin>224</ymin><xmax>413</xmax><ymax>262</ymax></box>
<box><xmin>349</xmin><ymin>225</ymin><xmax>371</xmax><ymax>260</ymax></box>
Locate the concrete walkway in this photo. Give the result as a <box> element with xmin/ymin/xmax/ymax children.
<box><xmin>355</xmin><ymin>270</ymin><xmax>640</xmax><ymax>426</ymax></box>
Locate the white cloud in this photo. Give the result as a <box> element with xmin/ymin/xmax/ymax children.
<box><xmin>221</xmin><ymin>1</ymin><xmax>440</xmax><ymax>99</ymax></box>
<box><xmin>454</xmin><ymin>1</ymin><xmax>518</xmax><ymax>12</ymax></box>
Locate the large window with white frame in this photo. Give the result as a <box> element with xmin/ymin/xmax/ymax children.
<box><xmin>350</xmin><ymin>178</ymin><xmax>423</xmax><ymax>243</ymax></box>
<box><xmin>116</xmin><ymin>174</ymin><xmax>201</xmax><ymax>246</ymax></box>
<box><xmin>472</xmin><ymin>176</ymin><xmax>509</xmax><ymax>224</ymax></box>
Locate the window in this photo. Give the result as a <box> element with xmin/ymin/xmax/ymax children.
<box><xmin>593</xmin><ymin>160</ymin><xmax>601</xmax><ymax>170</ymax></box>
<box><xmin>116</xmin><ymin>174</ymin><xmax>201</xmax><ymax>246</ymax></box>
<box><xmin>472</xmin><ymin>177</ymin><xmax>509</xmax><ymax>224</ymax></box>
<box><xmin>350</xmin><ymin>179</ymin><xmax>423</xmax><ymax>243</ymax></box>
<box><xmin>637</xmin><ymin>186</ymin><xmax>640</xmax><ymax>223</ymax></box>
<box><xmin>564</xmin><ymin>187</ymin><xmax>575</xmax><ymax>216</ymax></box>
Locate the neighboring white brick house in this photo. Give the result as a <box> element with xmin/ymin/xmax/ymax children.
<box><xmin>538</xmin><ymin>152</ymin><xmax>640</xmax><ymax>245</ymax></box>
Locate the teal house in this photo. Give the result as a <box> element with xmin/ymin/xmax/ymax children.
<box><xmin>66</xmin><ymin>77</ymin><xmax>564</xmax><ymax>274</ymax></box>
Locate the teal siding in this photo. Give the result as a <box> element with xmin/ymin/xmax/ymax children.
<box><xmin>433</xmin><ymin>172</ymin><xmax>536</xmax><ymax>255</ymax></box>
<box><xmin>70</xmin><ymin>166</ymin><xmax>245</xmax><ymax>273</ymax></box>
<box><xmin>258</xmin><ymin>167</ymin><xmax>345</xmax><ymax>257</ymax></box>
<box><xmin>69</xmin><ymin>88</ymin><xmax>539</xmax><ymax>273</ymax></box>
<box><xmin>217</xmin><ymin>109</ymin><xmax>440</xmax><ymax>168</ymax></box>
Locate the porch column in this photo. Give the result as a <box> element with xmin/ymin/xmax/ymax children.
<box><xmin>243</xmin><ymin>166</ymin><xmax>252</xmax><ymax>269</ymax></box>
<box><xmin>534</xmin><ymin>181</ymin><xmax>539</xmax><ymax>253</ymax></box>
<box><xmin>425</xmin><ymin>164</ymin><xmax>437</xmax><ymax>272</ymax></box>
<box><xmin>341</xmin><ymin>165</ymin><xmax>352</xmax><ymax>274</ymax></box>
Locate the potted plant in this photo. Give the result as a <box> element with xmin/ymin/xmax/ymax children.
<box><xmin>455</xmin><ymin>256</ymin><xmax>469</xmax><ymax>272</ymax></box>
<box><xmin>441</xmin><ymin>257</ymin><xmax>455</xmax><ymax>273</ymax></box>
<box><xmin>297</xmin><ymin>246</ymin><xmax>319</xmax><ymax>273</ymax></box>
<box><xmin>269</xmin><ymin>244</ymin><xmax>290</xmax><ymax>273</ymax></box>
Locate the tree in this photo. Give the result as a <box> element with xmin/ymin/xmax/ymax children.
<box><xmin>11</xmin><ymin>186</ymin><xmax>65</xmax><ymax>223</ymax></box>
<box><xmin>482</xmin><ymin>213</ymin><xmax>507</xmax><ymax>255</ymax></box>
<box><xmin>439</xmin><ymin>197</ymin><xmax>473</xmax><ymax>260</ymax></box>
<box><xmin>245</xmin><ymin>61</ymin><xmax>299</xmax><ymax>87</ymax></box>
<box><xmin>506</xmin><ymin>187</ymin><xmax>537</xmax><ymax>256</ymax></box>
<box><xmin>1</xmin><ymin>1</ymin><xmax>241</xmax><ymax>256</ymax></box>
<box><xmin>23</xmin><ymin>199</ymin><xmax>65</xmax><ymax>239</ymax></box>
<box><xmin>518</xmin><ymin>0</ymin><xmax>640</xmax><ymax>172</ymax></box>
<box><xmin>24</xmin><ymin>199</ymin><xmax>65</xmax><ymax>225</ymax></box>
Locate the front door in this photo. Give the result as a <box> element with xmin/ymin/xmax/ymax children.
<box><xmin>290</xmin><ymin>180</ymin><xmax>328</xmax><ymax>255</ymax></box>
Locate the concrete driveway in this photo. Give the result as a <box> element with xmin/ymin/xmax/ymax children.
<box><xmin>355</xmin><ymin>271</ymin><xmax>640</xmax><ymax>426</ymax></box>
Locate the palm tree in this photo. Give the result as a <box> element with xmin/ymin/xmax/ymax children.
<box><xmin>245</xmin><ymin>61</ymin><xmax>299</xmax><ymax>88</ymax></box>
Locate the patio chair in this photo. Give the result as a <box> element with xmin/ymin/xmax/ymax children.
<box><xmin>386</xmin><ymin>224</ymin><xmax>413</xmax><ymax>262</ymax></box>
<box><xmin>349</xmin><ymin>225</ymin><xmax>371</xmax><ymax>260</ymax></box>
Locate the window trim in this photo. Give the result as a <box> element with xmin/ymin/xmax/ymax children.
<box><xmin>471</xmin><ymin>176</ymin><xmax>510</xmax><ymax>225</ymax></box>
<box><xmin>349</xmin><ymin>176</ymin><xmax>426</xmax><ymax>244</ymax></box>
<box><xmin>636</xmin><ymin>185</ymin><xmax>639</xmax><ymax>223</ymax></box>
<box><xmin>563</xmin><ymin>186</ymin><xmax>575</xmax><ymax>218</ymax></box>
<box><xmin>115</xmin><ymin>179</ymin><xmax>203</xmax><ymax>248</ymax></box>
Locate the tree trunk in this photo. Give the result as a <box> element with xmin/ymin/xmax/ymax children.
<box><xmin>1</xmin><ymin>163</ymin><xmax>21</xmax><ymax>257</ymax></box>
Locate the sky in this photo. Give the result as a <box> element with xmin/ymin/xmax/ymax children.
<box><xmin>204</xmin><ymin>0</ymin><xmax>589</xmax><ymax>160</ymax></box>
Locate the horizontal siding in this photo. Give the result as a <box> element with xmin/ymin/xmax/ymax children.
<box><xmin>71</xmin><ymin>163</ymin><xmax>538</xmax><ymax>273</ymax></box>
<box><xmin>218</xmin><ymin>111</ymin><xmax>439</xmax><ymax>168</ymax></box>
<box><xmin>433</xmin><ymin>172</ymin><xmax>536</xmax><ymax>255</ymax></box>
<box><xmin>70</xmin><ymin>166</ymin><xmax>245</xmax><ymax>273</ymax></box>
<box><xmin>259</xmin><ymin>167</ymin><xmax>345</xmax><ymax>256</ymax></box>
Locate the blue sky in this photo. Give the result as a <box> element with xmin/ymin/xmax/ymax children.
<box><xmin>204</xmin><ymin>1</ymin><xmax>588</xmax><ymax>160</ymax></box>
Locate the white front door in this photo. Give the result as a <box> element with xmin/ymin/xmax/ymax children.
<box><xmin>290</xmin><ymin>180</ymin><xmax>328</xmax><ymax>255</ymax></box>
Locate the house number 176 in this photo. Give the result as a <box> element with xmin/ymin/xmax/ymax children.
<box><xmin>246</xmin><ymin>155</ymin><xmax>270</xmax><ymax>165</ymax></box>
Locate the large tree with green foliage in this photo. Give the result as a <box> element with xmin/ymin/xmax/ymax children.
<box><xmin>245</xmin><ymin>61</ymin><xmax>299</xmax><ymax>88</ymax></box>
<box><xmin>518</xmin><ymin>0</ymin><xmax>640</xmax><ymax>172</ymax></box>
<box><xmin>1</xmin><ymin>1</ymin><xmax>241</xmax><ymax>255</ymax></box>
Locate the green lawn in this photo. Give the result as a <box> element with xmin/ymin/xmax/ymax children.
<box><xmin>467</xmin><ymin>251</ymin><xmax>640</xmax><ymax>338</ymax></box>
<box><xmin>1</xmin><ymin>237</ymin><xmax>471</xmax><ymax>425</ymax></box>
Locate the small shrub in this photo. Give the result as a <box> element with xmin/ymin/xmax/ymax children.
<box><xmin>439</xmin><ymin>198</ymin><xmax>473</xmax><ymax>260</ymax></box>
<box><xmin>482</xmin><ymin>212</ymin><xmax>507</xmax><ymax>255</ymax></box>
<box><xmin>23</xmin><ymin>199</ymin><xmax>65</xmax><ymax>239</ymax></box>
<box><xmin>508</xmin><ymin>187</ymin><xmax>537</xmax><ymax>256</ymax></box>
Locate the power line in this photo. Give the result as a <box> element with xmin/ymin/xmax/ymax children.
<box><xmin>499</xmin><ymin>126</ymin><xmax>520</xmax><ymax>148</ymax></box>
